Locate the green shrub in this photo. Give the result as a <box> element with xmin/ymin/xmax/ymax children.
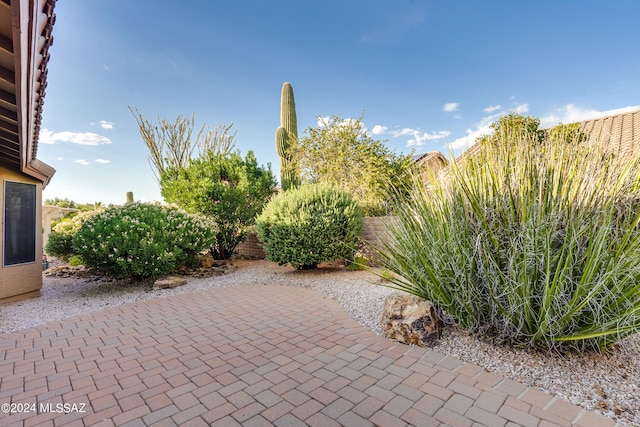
<box><xmin>72</xmin><ymin>203</ymin><xmax>216</xmax><ymax>279</ymax></box>
<box><xmin>378</xmin><ymin>116</ymin><xmax>640</xmax><ymax>351</ymax></box>
<box><xmin>293</xmin><ymin>114</ymin><xmax>414</xmax><ymax>216</ymax></box>
<box><xmin>161</xmin><ymin>150</ymin><xmax>277</xmax><ymax>259</ymax></box>
<box><xmin>45</xmin><ymin>210</ymin><xmax>102</xmax><ymax>260</ymax></box>
<box><xmin>46</xmin><ymin>230</ymin><xmax>74</xmax><ymax>261</ymax></box>
<box><xmin>256</xmin><ymin>184</ymin><xmax>363</xmax><ymax>269</ymax></box>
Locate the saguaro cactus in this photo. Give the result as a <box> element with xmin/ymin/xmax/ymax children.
<box><xmin>275</xmin><ymin>82</ymin><xmax>300</xmax><ymax>190</ymax></box>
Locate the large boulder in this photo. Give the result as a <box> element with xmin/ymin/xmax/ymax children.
<box><xmin>381</xmin><ymin>293</ymin><xmax>442</xmax><ymax>347</ymax></box>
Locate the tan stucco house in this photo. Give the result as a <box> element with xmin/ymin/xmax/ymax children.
<box><xmin>1</xmin><ymin>0</ymin><xmax>56</xmax><ymax>303</ymax></box>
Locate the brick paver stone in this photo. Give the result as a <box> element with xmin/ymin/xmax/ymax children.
<box><xmin>0</xmin><ymin>284</ymin><xmax>617</xmax><ymax>427</ymax></box>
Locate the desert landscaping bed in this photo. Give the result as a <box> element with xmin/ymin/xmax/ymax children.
<box><xmin>1</xmin><ymin>259</ymin><xmax>638</xmax><ymax>426</ymax></box>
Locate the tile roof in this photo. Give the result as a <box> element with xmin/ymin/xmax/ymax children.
<box><xmin>579</xmin><ymin>109</ymin><xmax>640</xmax><ymax>161</ymax></box>
<box><xmin>412</xmin><ymin>151</ymin><xmax>449</xmax><ymax>179</ymax></box>
<box><xmin>412</xmin><ymin>151</ymin><xmax>448</xmax><ymax>165</ymax></box>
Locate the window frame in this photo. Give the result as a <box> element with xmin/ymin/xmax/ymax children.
<box><xmin>3</xmin><ymin>180</ymin><xmax>37</xmax><ymax>267</ymax></box>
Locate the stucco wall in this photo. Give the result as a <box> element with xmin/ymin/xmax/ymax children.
<box><xmin>0</xmin><ymin>167</ymin><xmax>43</xmax><ymax>303</ymax></box>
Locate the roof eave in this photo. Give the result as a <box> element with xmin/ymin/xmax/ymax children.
<box><xmin>12</xmin><ymin>0</ymin><xmax>56</xmax><ymax>187</ymax></box>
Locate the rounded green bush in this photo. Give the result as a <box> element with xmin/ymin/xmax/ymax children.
<box><xmin>256</xmin><ymin>184</ymin><xmax>363</xmax><ymax>269</ymax></box>
<box><xmin>45</xmin><ymin>210</ymin><xmax>102</xmax><ymax>260</ymax></box>
<box><xmin>45</xmin><ymin>230</ymin><xmax>74</xmax><ymax>261</ymax></box>
<box><xmin>72</xmin><ymin>203</ymin><xmax>216</xmax><ymax>279</ymax></box>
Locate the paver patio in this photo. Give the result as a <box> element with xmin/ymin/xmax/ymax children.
<box><xmin>0</xmin><ymin>285</ymin><xmax>617</xmax><ymax>426</ymax></box>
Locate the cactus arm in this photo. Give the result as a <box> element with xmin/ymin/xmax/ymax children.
<box><xmin>276</xmin><ymin>126</ymin><xmax>288</xmax><ymax>158</ymax></box>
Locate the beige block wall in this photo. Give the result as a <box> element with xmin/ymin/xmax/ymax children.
<box><xmin>0</xmin><ymin>167</ymin><xmax>44</xmax><ymax>303</ymax></box>
<box><xmin>360</xmin><ymin>216</ymin><xmax>398</xmax><ymax>247</ymax></box>
<box><xmin>235</xmin><ymin>232</ymin><xmax>266</xmax><ymax>259</ymax></box>
<box><xmin>358</xmin><ymin>216</ymin><xmax>399</xmax><ymax>264</ymax></box>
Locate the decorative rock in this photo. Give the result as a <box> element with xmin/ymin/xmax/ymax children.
<box><xmin>381</xmin><ymin>292</ymin><xmax>442</xmax><ymax>347</ymax></box>
<box><xmin>43</xmin><ymin>265</ymin><xmax>91</xmax><ymax>279</ymax></box>
<box><xmin>199</xmin><ymin>252</ymin><xmax>215</xmax><ymax>269</ymax></box>
<box><xmin>153</xmin><ymin>276</ymin><xmax>188</xmax><ymax>290</ymax></box>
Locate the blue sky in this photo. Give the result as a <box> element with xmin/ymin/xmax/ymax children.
<box><xmin>39</xmin><ymin>0</ymin><xmax>640</xmax><ymax>205</ymax></box>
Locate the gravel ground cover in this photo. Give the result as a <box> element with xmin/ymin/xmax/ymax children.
<box><xmin>1</xmin><ymin>259</ymin><xmax>637</xmax><ymax>425</ymax></box>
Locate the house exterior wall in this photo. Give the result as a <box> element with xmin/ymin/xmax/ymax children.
<box><xmin>0</xmin><ymin>166</ymin><xmax>43</xmax><ymax>303</ymax></box>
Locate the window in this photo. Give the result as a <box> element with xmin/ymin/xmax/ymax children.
<box><xmin>4</xmin><ymin>181</ymin><xmax>37</xmax><ymax>266</ymax></box>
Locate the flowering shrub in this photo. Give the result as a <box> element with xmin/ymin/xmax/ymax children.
<box><xmin>45</xmin><ymin>209</ymin><xmax>102</xmax><ymax>260</ymax></box>
<box><xmin>256</xmin><ymin>183</ymin><xmax>363</xmax><ymax>269</ymax></box>
<box><xmin>72</xmin><ymin>203</ymin><xmax>216</xmax><ymax>279</ymax></box>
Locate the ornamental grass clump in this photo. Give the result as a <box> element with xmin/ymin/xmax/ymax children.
<box><xmin>256</xmin><ymin>183</ymin><xmax>363</xmax><ymax>269</ymax></box>
<box><xmin>73</xmin><ymin>203</ymin><xmax>216</xmax><ymax>279</ymax></box>
<box><xmin>378</xmin><ymin>117</ymin><xmax>640</xmax><ymax>351</ymax></box>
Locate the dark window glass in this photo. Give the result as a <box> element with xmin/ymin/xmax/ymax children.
<box><xmin>4</xmin><ymin>181</ymin><xmax>36</xmax><ymax>266</ymax></box>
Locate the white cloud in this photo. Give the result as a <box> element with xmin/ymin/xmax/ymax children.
<box><xmin>443</xmin><ymin>102</ymin><xmax>459</xmax><ymax>113</ymax></box>
<box><xmin>317</xmin><ymin>118</ymin><xmax>450</xmax><ymax>148</ymax></box>
<box><xmin>514</xmin><ymin>103</ymin><xmax>529</xmax><ymax>114</ymax></box>
<box><xmin>74</xmin><ymin>159</ymin><xmax>110</xmax><ymax>165</ymax></box>
<box><xmin>316</xmin><ymin>116</ymin><xmax>329</xmax><ymax>127</ymax></box>
<box><xmin>371</xmin><ymin>125</ymin><xmax>388</xmax><ymax>135</ymax></box>
<box><xmin>447</xmin><ymin>127</ymin><xmax>491</xmax><ymax>151</ymax></box>
<box><xmin>372</xmin><ymin>123</ymin><xmax>451</xmax><ymax>147</ymax></box>
<box><xmin>100</xmin><ymin>121</ymin><xmax>114</xmax><ymax>130</ymax></box>
<box><xmin>389</xmin><ymin>128</ymin><xmax>451</xmax><ymax>147</ymax></box>
<box><xmin>483</xmin><ymin>105</ymin><xmax>501</xmax><ymax>113</ymax></box>
<box><xmin>39</xmin><ymin>129</ymin><xmax>58</xmax><ymax>144</ymax></box>
<box><xmin>317</xmin><ymin>116</ymin><xmax>362</xmax><ymax>129</ymax></box>
<box><xmin>394</xmin><ymin>128</ymin><xmax>417</xmax><ymax>136</ymax></box>
<box><xmin>540</xmin><ymin>104</ymin><xmax>640</xmax><ymax>128</ymax></box>
<box><xmin>40</xmin><ymin>129</ymin><xmax>112</xmax><ymax>145</ymax></box>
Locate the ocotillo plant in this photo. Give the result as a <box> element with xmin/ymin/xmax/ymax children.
<box><xmin>275</xmin><ymin>82</ymin><xmax>300</xmax><ymax>190</ymax></box>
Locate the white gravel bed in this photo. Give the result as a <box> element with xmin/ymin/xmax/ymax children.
<box><xmin>1</xmin><ymin>259</ymin><xmax>638</xmax><ymax>426</ymax></box>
